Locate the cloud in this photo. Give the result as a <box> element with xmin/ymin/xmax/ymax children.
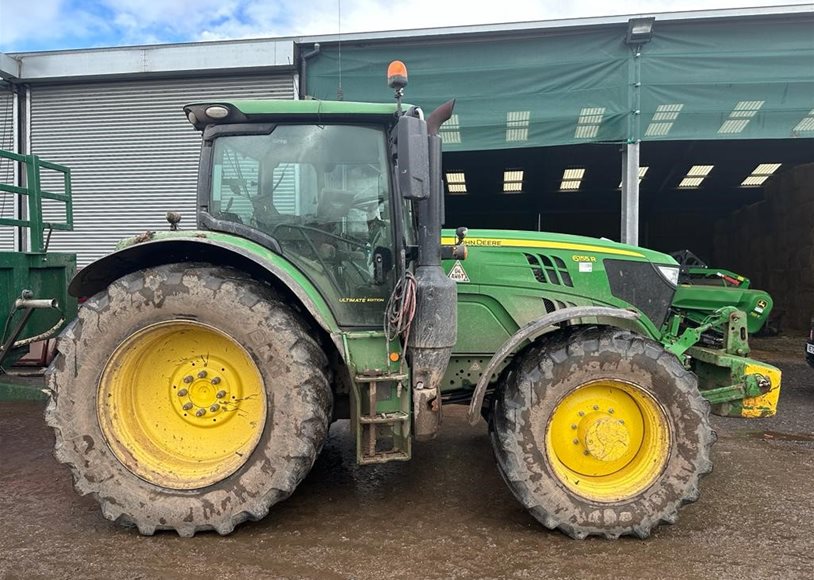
<box><xmin>190</xmin><ymin>0</ymin><xmax>812</xmax><ymax>41</ymax></box>
<box><xmin>0</xmin><ymin>0</ymin><xmax>807</xmax><ymax>52</ymax></box>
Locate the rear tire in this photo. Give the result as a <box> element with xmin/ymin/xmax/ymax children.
<box><xmin>491</xmin><ymin>326</ymin><xmax>714</xmax><ymax>539</ymax></box>
<box><xmin>46</xmin><ymin>264</ymin><xmax>332</xmax><ymax>536</ymax></box>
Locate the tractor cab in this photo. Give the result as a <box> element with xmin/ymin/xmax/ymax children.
<box><xmin>198</xmin><ymin>119</ymin><xmax>397</xmax><ymax>326</ymax></box>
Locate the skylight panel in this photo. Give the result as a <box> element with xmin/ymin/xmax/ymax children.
<box><xmin>732</xmin><ymin>101</ymin><xmax>765</xmax><ymax>116</ymax></box>
<box><xmin>740</xmin><ymin>163</ymin><xmax>781</xmax><ymax>188</ymax></box>
<box><xmin>574</xmin><ymin>107</ymin><xmax>605</xmax><ymax>139</ymax></box>
<box><xmin>506</xmin><ymin>111</ymin><xmax>530</xmax><ymax>142</ymax></box>
<box><xmin>502</xmin><ymin>169</ymin><xmax>524</xmax><ymax>193</ymax></box>
<box><xmin>741</xmin><ymin>176</ymin><xmax>770</xmax><ymax>187</ymax></box>
<box><xmin>446</xmin><ymin>172</ymin><xmax>466</xmax><ymax>183</ymax></box>
<box><xmin>445</xmin><ymin>171</ymin><xmax>467</xmax><ymax>194</ymax></box>
<box><xmin>718</xmin><ymin>119</ymin><xmax>750</xmax><ymax>134</ymax></box>
<box><xmin>687</xmin><ymin>165</ymin><xmax>714</xmax><ymax>177</ymax></box>
<box><xmin>678</xmin><ymin>177</ymin><xmax>705</xmax><ymax>189</ymax></box>
<box><xmin>718</xmin><ymin>100</ymin><xmax>764</xmax><ymax>134</ymax></box>
<box><xmin>645</xmin><ymin>104</ymin><xmax>683</xmax><ymax>137</ymax></box>
<box><xmin>560</xmin><ymin>168</ymin><xmax>585</xmax><ymax>191</ymax></box>
<box><xmin>440</xmin><ymin>114</ymin><xmax>461</xmax><ymax>144</ymax></box>
<box><xmin>753</xmin><ymin>163</ymin><xmax>781</xmax><ymax>175</ymax></box>
<box><xmin>562</xmin><ymin>168</ymin><xmax>585</xmax><ymax>180</ymax></box>
<box><xmin>793</xmin><ymin>109</ymin><xmax>814</xmax><ymax>133</ymax></box>
<box><xmin>678</xmin><ymin>165</ymin><xmax>713</xmax><ymax>189</ymax></box>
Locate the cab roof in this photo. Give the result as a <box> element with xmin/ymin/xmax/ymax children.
<box><xmin>183</xmin><ymin>99</ymin><xmax>404</xmax><ymax>131</ymax></box>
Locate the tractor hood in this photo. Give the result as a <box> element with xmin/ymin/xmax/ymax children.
<box><xmin>440</xmin><ymin>228</ymin><xmax>680</xmax><ymax>333</ymax></box>
<box><xmin>441</xmin><ymin>229</ymin><xmax>678</xmax><ymax>266</ymax></box>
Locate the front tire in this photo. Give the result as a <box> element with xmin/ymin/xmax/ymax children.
<box><xmin>46</xmin><ymin>264</ymin><xmax>332</xmax><ymax>536</ymax></box>
<box><xmin>491</xmin><ymin>326</ymin><xmax>715</xmax><ymax>539</ymax></box>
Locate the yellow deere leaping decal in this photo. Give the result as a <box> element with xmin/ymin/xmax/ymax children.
<box><xmin>441</xmin><ymin>236</ymin><xmax>644</xmax><ymax>258</ymax></box>
<box><xmin>739</xmin><ymin>363</ymin><xmax>782</xmax><ymax>418</ymax></box>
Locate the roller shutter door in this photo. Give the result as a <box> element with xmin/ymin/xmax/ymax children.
<box><xmin>29</xmin><ymin>74</ymin><xmax>295</xmax><ymax>265</ymax></box>
<box><xmin>0</xmin><ymin>85</ymin><xmax>15</xmax><ymax>250</ymax></box>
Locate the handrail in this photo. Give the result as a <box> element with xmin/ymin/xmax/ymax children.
<box><xmin>0</xmin><ymin>150</ymin><xmax>73</xmax><ymax>252</ymax></box>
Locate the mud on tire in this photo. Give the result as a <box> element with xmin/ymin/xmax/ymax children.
<box><xmin>490</xmin><ymin>325</ymin><xmax>715</xmax><ymax>539</ymax></box>
<box><xmin>45</xmin><ymin>264</ymin><xmax>332</xmax><ymax>537</ymax></box>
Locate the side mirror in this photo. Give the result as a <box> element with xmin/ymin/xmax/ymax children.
<box><xmin>396</xmin><ymin>115</ymin><xmax>429</xmax><ymax>200</ymax></box>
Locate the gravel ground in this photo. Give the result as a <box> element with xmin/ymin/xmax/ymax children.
<box><xmin>1</xmin><ymin>334</ymin><xmax>812</xmax><ymax>579</ymax></box>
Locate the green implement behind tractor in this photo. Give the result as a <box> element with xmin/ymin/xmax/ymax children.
<box><xmin>669</xmin><ymin>249</ymin><xmax>775</xmax><ymax>336</ymax></box>
<box><xmin>0</xmin><ymin>149</ymin><xmax>76</xmax><ymax>398</ymax></box>
<box><xmin>46</xmin><ymin>63</ymin><xmax>780</xmax><ymax>540</ymax></box>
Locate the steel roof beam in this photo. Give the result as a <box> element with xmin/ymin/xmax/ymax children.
<box><xmin>13</xmin><ymin>40</ymin><xmax>294</xmax><ymax>82</ymax></box>
<box><xmin>0</xmin><ymin>52</ymin><xmax>20</xmax><ymax>80</ymax></box>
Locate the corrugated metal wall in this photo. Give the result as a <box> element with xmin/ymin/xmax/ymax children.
<box><xmin>29</xmin><ymin>74</ymin><xmax>295</xmax><ymax>265</ymax></box>
<box><xmin>0</xmin><ymin>84</ymin><xmax>16</xmax><ymax>250</ymax></box>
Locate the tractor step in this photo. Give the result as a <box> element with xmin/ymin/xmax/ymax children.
<box><xmin>355</xmin><ymin>373</ymin><xmax>409</xmax><ymax>383</ymax></box>
<box><xmin>352</xmin><ymin>373</ymin><xmax>411</xmax><ymax>465</ymax></box>
<box><xmin>359</xmin><ymin>412</ymin><xmax>409</xmax><ymax>424</ymax></box>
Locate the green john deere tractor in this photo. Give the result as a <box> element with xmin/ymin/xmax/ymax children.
<box><xmin>46</xmin><ymin>63</ymin><xmax>781</xmax><ymax>540</ymax></box>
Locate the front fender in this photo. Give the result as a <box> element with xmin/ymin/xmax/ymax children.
<box><xmin>466</xmin><ymin>306</ymin><xmax>641</xmax><ymax>425</ymax></box>
<box><xmin>70</xmin><ymin>233</ymin><xmax>341</xmax><ymax>339</ymax></box>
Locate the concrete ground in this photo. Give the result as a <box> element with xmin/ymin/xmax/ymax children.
<box><xmin>1</xmin><ymin>335</ymin><xmax>812</xmax><ymax>580</ymax></box>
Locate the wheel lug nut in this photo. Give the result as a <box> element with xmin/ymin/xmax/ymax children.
<box><xmin>571</xmin><ymin>424</ymin><xmax>577</xmax><ymax>430</ymax></box>
<box><xmin>572</xmin><ymin>438</ymin><xmax>579</xmax><ymax>445</ymax></box>
<box><xmin>210</xmin><ymin>404</ymin><xmax>220</xmax><ymax>413</ymax></box>
<box><xmin>183</xmin><ymin>375</ymin><xmax>193</xmax><ymax>384</ymax></box>
<box><xmin>583</xmin><ymin>450</ymin><xmax>590</xmax><ymax>456</ymax></box>
<box><xmin>197</xmin><ymin>370</ymin><xmax>208</xmax><ymax>379</ymax></box>
<box><xmin>211</xmin><ymin>377</ymin><xmax>221</xmax><ymax>385</ymax></box>
<box><xmin>578</xmin><ymin>411</ymin><xmax>585</xmax><ymax>417</ymax></box>
<box><xmin>216</xmin><ymin>390</ymin><xmax>227</xmax><ymax>399</ymax></box>
<box><xmin>196</xmin><ymin>408</ymin><xmax>206</xmax><ymax>417</ymax></box>
<box><xmin>608</xmin><ymin>408</ymin><xmax>614</xmax><ymax>414</ymax></box>
<box><xmin>177</xmin><ymin>388</ymin><xmax>188</xmax><ymax>397</ymax></box>
<box><xmin>592</xmin><ymin>405</ymin><xmax>599</xmax><ymax>411</ymax></box>
<box><xmin>182</xmin><ymin>402</ymin><xmax>193</xmax><ymax>411</ymax></box>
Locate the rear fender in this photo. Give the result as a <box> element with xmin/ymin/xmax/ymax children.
<box><xmin>70</xmin><ymin>237</ymin><xmax>342</xmax><ymax>350</ymax></box>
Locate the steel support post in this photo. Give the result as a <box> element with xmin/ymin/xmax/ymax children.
<box><xmin>620</xmin><ymin>142</ymin><xmax>640</xmax><ymax>245</ymax></box>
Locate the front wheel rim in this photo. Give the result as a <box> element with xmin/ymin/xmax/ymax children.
<box><xmin>98</xmin><ymin>320</ymin><xmax>267</xmax><ymax>490</ymax></box>
<box><xmin>545</xmin><ymin>379</ymin><xmax>671</xmax><ymax>503</ymax></box>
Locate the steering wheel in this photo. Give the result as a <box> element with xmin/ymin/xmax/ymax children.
<box><xmin>271</xmin><ymin>223</ymin><xmax>374</xmax><ymax>292</ymax></box>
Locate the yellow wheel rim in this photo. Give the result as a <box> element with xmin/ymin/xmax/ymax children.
<box><xmin>545</xmin><ymin>380</ymin><xmax>671</xmax><ymax>502</ymax></box>
<box><xmin>98</xmin><ymin>320</ymin><xmax>266</xmax><ymax>490</ymax></box>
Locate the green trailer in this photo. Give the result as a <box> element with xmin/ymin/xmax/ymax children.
<box><xmin>0</xmin><ymin>150</ymin><xmax>77</xmax><ymax>399</ymax></box>
<box><xmin>46</xmin><ymin>64</ymin><xmax>780</xmax><ymax>540</ymax></box>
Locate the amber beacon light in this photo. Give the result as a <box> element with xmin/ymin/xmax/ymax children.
<box><xmin>387</xmin><ymin>60</ymin><xmax>408</xmax><ymax>89</ymax></box>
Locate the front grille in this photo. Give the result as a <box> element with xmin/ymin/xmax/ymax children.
<box><xmin>604</xmin><ymin>260</ymin><xmax>676</xmax><ymax>328</ymax></box>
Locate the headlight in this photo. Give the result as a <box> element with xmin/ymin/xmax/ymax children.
<box><xmin>657</xmin><ymin>265</ymin><xmax>680</xmax><ymax>286</ymax></box>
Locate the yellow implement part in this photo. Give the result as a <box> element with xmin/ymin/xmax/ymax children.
<box><xmin>546</xmin><ymin>380</ymin><xmax>670</xmax><ymax>502</ymax></box>
<box><xmin>97</xmin><ymin>320</ymin><xmax>266</xmax><ymax>490</ymax></box>
<box><xmin>739</xmin><ymin>363</ymin><xmax>782</xmax><ymax>418</ymax></box>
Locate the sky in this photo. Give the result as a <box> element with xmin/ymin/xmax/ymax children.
<box><xmin>0</xmin><ymin>0</ymin><xmax>809</xmax><ymax>53</ymax></box>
